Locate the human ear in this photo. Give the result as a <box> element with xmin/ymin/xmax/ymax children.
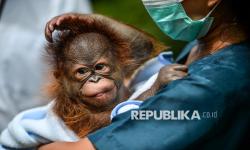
<box><xmin>208</xmin><ymin>0</ymin><xmax>221</xmax><ymax>8</ymax></box>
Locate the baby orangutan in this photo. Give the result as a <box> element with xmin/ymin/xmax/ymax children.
<box><xmin>47</xmin><ymin>30</ymin><xmax>132</xmax><ymax>138</ymax></box>
<box><xmin>44</xmin><ymin>18</ymin><xmax>162</xmax><ymax>137</ymax></box>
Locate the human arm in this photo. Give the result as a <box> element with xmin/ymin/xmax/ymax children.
<box><xmin>39</xmin><ymin>138</ymin><xmax>95</xmax><ymax>150</ymax></box>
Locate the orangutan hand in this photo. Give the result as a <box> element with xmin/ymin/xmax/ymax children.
<box><xmin>153</xmin><ymin>64</ymin><xmax>188</xmax><ymax>89</ymax></box>
<box><xmin>135</xmin><ymin>64</ymin><xmax>188</xmax><ymax>101</ymax></box>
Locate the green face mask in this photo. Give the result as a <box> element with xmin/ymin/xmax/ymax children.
<box><xmin>142</xmin><ymin>0</ymin><xmax>219</xmax><ymax>41</ymax></box>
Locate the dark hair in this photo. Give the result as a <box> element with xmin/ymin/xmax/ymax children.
<box><xmin>225</xmin><ymin>0</ymin><xmax>250</xmax><ymax>37</ymax></box>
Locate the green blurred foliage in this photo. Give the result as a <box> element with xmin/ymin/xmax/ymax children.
<box><xmin>92</xmin><ymin>0</ymin><xmax>187</xmax><ymax>57</ymax></box>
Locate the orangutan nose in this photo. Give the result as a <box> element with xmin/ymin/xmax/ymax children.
<box><xmin>89</xmin><ymin>75</ymin><xmax>102</xmax><ymax>83</ymax></box>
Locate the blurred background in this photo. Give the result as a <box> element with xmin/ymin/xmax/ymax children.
<box><xmin>0</xmin><ymin>0</ymin><xmax>186</xmax><ymax>132</ymax></box>
<box><xmin>92</xmin><ymin>0</ymin><xmax>186</xmax><ymax>56</ymax></box>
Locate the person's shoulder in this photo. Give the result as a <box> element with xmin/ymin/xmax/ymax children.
<box><xmin>190</xmin><ymin>42</ymin><xmax>250</xmax><ymax>77</ymax></box>
<box><xmin>215</xmin><ymin>41</ymin><xmax>250</xmax><ymax>67</ymax></box>
<box><xmin>186</xmin><ymin>42</ymin><xmax>250</xmax><ymax>98</ymax></box>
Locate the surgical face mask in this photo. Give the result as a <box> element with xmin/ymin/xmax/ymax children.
<box><xmin>142</xmin><ymin>0</ymin><xmax>220</xmax><ymax>41</ymax></box>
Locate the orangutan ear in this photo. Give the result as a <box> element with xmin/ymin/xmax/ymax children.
<box><xmin>127</xmin><ymin>27</ymin><xmax>168</xmax><ymax>63</ymax></box>
<box><xmin>53</xmin><ymin>69</ymin><xmax>63</xmax><ymax>79</ymax></box>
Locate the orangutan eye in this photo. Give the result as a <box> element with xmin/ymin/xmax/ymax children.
<box><xmin>77</xmin><ymin>68</ymin><xmax>89</xmax><ymax>75</ymax></box>
<box><xmin>95</xmin><ymin>63</ymin><xmax>110</xmax><ymax>73</ymax></box>
<box><xmin>95</xmin><ymin>64</ymin><xmax>105</xmax><ymax>70</ymax></box>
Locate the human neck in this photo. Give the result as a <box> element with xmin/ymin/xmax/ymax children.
<box><xmin>185</xmin><ymin>21</ymin><xmax>247</xmax><ymax>65</ymax></box>
<box><xmin>198</xmin><ymin>22</ymin><xmax>246</xmax><ymax>53</ymax></box>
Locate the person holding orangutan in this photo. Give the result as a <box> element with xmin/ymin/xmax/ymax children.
<box><xmin>1</xmin><ymin>0</ymin><xmax>250</xmax><ymax>149</ymax></box>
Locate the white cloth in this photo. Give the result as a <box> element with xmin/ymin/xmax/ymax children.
<box><xmin>0</xmin><ymin>0</ymin><xmax>92</xmax><ymax>132</ymax></box>
<box><xmin>129</xmin><ymin>73</ymin><xmax>158</xmax><ymax>100</ymax></box>
<box><xmin>0</xmin><ymin>102</ymin><xmax>78</xmax><ymax>149</ymax></box>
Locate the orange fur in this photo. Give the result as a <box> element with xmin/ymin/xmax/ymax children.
<box><xmin>43</xmin><ymin>18</ymin><xmax>167</xmax><ymax>137</ymax></box>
